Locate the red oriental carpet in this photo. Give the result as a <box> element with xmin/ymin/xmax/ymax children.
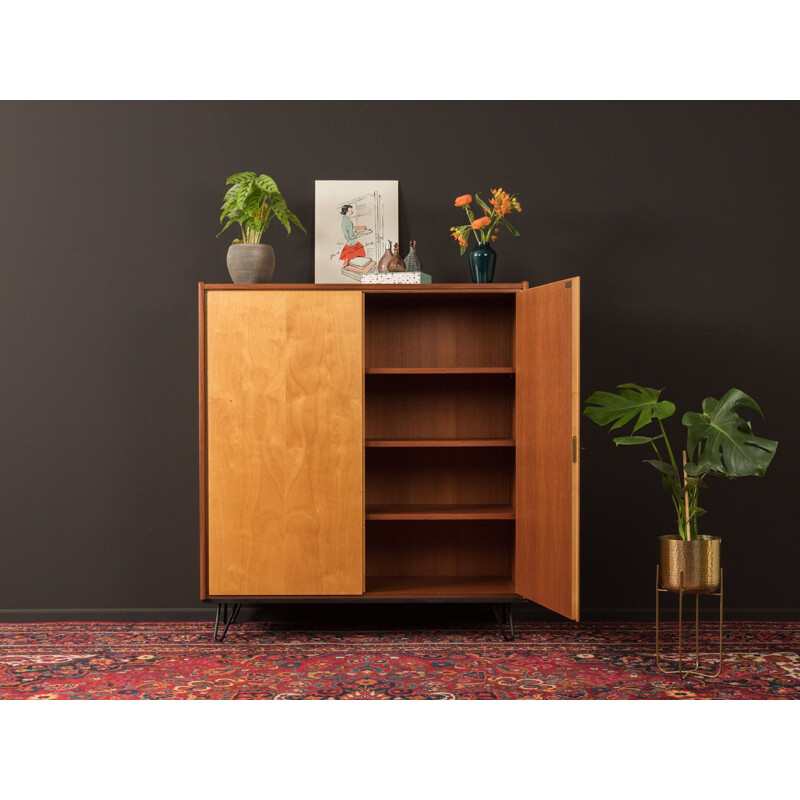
<box><xmin>0</xmin><ymin>621</ymin><xmax>797</xmax><ymax>699</ymax></box>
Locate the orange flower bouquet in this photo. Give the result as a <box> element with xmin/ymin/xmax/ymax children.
<box><xmin>449</xmin><ymin>188</ymin><xmax>522</xmax><ymax>255</ymax></box>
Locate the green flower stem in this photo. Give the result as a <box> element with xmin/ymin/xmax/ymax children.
<box><xmin>657</xmin><ymin>419</ymin><xmax>679</xmax><ymax>480</ymax></box>
<box><xmin>650</xmin><ymin>437</ymin><xmax>685</xmax><ymax>539</ymax></box>
<box><xmin>649</xmin><ymin>439</ymin><xmax>663</xmax><ymax>462</ymax></box>
<box><xmin>463</xmin><ymin>206</ymin><xmax>481</xmax><ymax>245</ymax></box>
<box><xmin>653</xmin><ymin>423</ymin><xmax>688</xmax><ymax>539</ymax></box>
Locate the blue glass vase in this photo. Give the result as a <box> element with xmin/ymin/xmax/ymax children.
<box><xmin>468</xmin><ymin>242</ymin><xmax>496</xmax><ymax>283</ymax></box>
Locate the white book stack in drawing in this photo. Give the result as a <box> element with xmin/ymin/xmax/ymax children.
<box><xmin>340</xmin><ymin>256</ymin><xmax>376</xmax><ymax>280</ymax></box>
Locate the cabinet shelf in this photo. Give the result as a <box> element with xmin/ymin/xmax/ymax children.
<box><xmin>365</xmin><ymin>367</ymin><xmax>515</xmax><ymax>375</ymax></box>
<box><xmin>364</xmin><ymin>575</ymin><xmax>517</xmax><ymax>598</ymax></box>
<box><xmin>365</xmin><ymin>504</ymin><xmax>515</xmax><ymax>521</ymax></box>
<box><xmin>365</xmin><ymin>438</ymin><xmax>515</xmax><ymax>448</ymax></box>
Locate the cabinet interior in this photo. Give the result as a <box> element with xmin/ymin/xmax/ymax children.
<box><xmin>365</xmin><ymin>293</ymin><xmax>515</xmax><ymax>369</ymax></box>
<box><xmin>363</xmin><ymin>292</ymin><xmax>517</xmax><ymax>597</ymax></box>
<box><xmin>366</xmin><ymin>448</ymin><xmax>514</xmax><ymax>507</ymax></box>
<box><xmin>365</xmin><ymin>373</ymin><xmax>515</xmax><ymax>440</ymax></box>
<box><xmin>366</xmin><ymin>522</ymin><xmax>514</xmax><ymax>572</ymax></box>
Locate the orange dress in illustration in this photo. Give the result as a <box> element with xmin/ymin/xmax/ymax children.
<box><xmin>339</xmin><ymin>204</ymin><xmax>367</xmax><ymax>265</ymax></box>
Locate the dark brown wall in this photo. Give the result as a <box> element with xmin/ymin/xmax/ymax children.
<box><xmin>1</xmin><ymin>101</ymin><xmax>797</xmax><ymax>619</ymax></box>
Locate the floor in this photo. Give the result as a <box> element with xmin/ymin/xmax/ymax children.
<box><xmin>0</xmin><ymin>621</ymin><xmax>797</xmax><ymax>699</ymax></box>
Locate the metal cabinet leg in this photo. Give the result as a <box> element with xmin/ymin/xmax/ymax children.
<box><xmin>213</xmin><ymin>603</ymin><xmax>242</xmax><ymax>643</ymax></box>
<box><xmin>491</xmin><ymin>603</ymin><xmax>516</xmax><ymax>641</ymax></box>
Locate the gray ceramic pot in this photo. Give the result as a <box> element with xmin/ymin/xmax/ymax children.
<box><xmin>226</xmin><ymin>244</ymin><xmax>275</xmax><ymax>283</ymax></box>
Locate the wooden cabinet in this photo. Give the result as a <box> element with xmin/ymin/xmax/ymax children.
<box><xmin>199</xmin><ymin>280</ymin><xmax>580</xmax><ymax>620</ymax></box>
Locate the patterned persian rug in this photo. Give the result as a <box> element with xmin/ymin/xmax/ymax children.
<box><xmin>0</xmin><ymin>621</ymin><xmax>797</xmax><ymax>699</ymax></box>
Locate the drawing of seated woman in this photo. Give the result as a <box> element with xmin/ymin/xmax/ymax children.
<box><xmin>339</xmin><ymin>204</ymin><xmax>368</xmax><ymax>265</ymax></box>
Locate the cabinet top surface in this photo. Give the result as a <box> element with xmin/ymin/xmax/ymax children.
<box><xmin>201</xmin><ymin>282</ymin><xmax>529</xmax><ymax>293</ymax></box>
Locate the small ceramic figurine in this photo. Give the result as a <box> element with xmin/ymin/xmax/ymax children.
<box><xmin>404</xmin><ymin>239</ymin><xmax>422</xmax><ymax>272</ymax></box>
<box><xmin>387</xmin><ymin>242</ymin><xmax>405</xmax><ymax>272</ymax></box>
<box><xmin>376</xmin><ymin>240</ymin><xmax>393</xmax><ymax>273</ymax></box>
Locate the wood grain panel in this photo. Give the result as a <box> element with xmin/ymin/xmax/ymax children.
<box><xmin>205</xmin><ymin>290</ymin><xmax>363</xmax><ymax>596</ymax></box>
<box><xmin>365</xmin><ymin>294</ymin><xmax>515</xmax><ymax>368</ymax></box>
<box><xmin>515</xmin><ymin>277</ymin><xmax>580</xmax><ymax>620</ymax></box>
<box><xmin>365</xmin><ymin>439</ymin><xmax>515</xmax><ymax>447</ymax></box>
<box><xmin>365</xmin><ymin>504</ymin><xmax>515</xmax><ymax>520</ymax></box>
<box><xmin>364</xmin><ymin>576</ymin><xmax>517</xmax><ymax>598</ymax></box>
<box><xmin>283</xmin><ymin>291</ymin><xmax>364</xmax><ymax>594</ymax></box>
<box><xmin>365</xmin><ymin>447</ymin><xmax>514</xmax><ymax>506</ymax></box>
<box><xmin>365</xmin><ymin>374</ymin><xmax>514</xmax><ymax>440</ymax></box>
<box><xmin>365</xmin><ymin>367</ymin><xmax>515</xmax><ymax>374</ymax></box>
<box><xmin>198</xmin><ymin>283</ymin><xmax>208</xmax><ymax>598</ymax></box>
<box><xmin>366</xmin><ymin>521</ymin><xmax>514</xmax><ymax>577</ymax></box>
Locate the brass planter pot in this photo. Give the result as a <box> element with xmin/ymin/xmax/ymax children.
<box><xmin>659</xmin><ymin>535</ymin><xmax>721</xmax><ymax>594</ymax></box>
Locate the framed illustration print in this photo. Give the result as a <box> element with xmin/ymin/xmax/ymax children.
<box><xmin>314</xmin><ymin>180</ymin><xmax>399</xmax><ymax>283</ymax></box>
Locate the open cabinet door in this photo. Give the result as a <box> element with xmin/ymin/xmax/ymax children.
<box><xmin>515</xmin><ymin>278</ymin><xmax>580</xmax><ymax>619</ymax></box>
<box><xmin>204</xmin><ymin>290</ymin><xmax>364</xmax><ymax>597</ymax></box>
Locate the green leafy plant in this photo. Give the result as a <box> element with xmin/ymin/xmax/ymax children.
<box><xmin>583</xmin><ymin>384</ymin><xmax>777</xmax><ymax>540</ymax></box>
<box><xmin>218</xmin><ymin>172</ymin><xmax>306</xmax><ymax>245</ymax></box>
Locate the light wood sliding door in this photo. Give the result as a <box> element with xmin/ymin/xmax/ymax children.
<box><xmin>515</xmin><ymin>278</ymin><xmax>580</xmax><ymax>620</ymax></box>
<box><xmin>204</xmin><ymin>290</ymin><xmax>364</xmax><ymax>596</ymax></box>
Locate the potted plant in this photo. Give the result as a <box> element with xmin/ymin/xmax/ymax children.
<box><xmin>449</xmin><ymin>188</ymin><xmax>522</xmax><ymax>283</ymax></box>
<box><xmin>218</xmin><ymin>171</ymin><xmax>306</xmax><ymax>283</ymax></box>
<box><xmin>583</xmin><ymin>384</ymin><xmax>777</xmax><ymax>592</ymax></box>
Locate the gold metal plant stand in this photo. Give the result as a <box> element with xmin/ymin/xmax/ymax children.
<box><xmin>655</xmin><ymin>565</ymin><xmax>723</xmax><ymax>678</ymax></box>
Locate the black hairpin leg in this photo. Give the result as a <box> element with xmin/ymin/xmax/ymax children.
<box><xmin>213</xmin><ymin>602</ymin><xmax>242</xmax><ymax>643</ymax></box>
<box><xmin>491</xmin><ymin>603</ymin><xmax>515</xmax><ymax>641</ymax></box>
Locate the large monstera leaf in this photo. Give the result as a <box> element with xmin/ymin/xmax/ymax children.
<box><xmin>683</xmin><ymin>388</ymin><xmax>777</xmax><ymax>478</ymax></box>
<box><xmin>583</xmin><ymin>383</ymin><xmax>676</xmax><ymax>436</ymax></box>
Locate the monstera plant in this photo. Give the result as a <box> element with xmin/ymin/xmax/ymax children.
<box><xmin>584</xmin><ymin>384</ymin><xmax>778</xmax><ymax>592</ymax></box>
<box><xmin>584</xmin><ymin>384</ymin><xmax>777</xmax><ymax>539</ymax></box>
